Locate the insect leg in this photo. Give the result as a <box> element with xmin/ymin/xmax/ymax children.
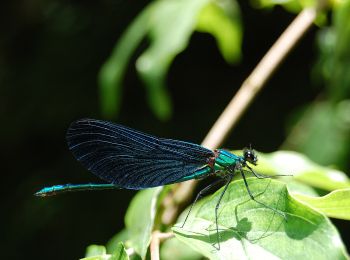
<box><xmin>214</xmin><ymin>174</ymin><xmax>233</xmax><ymax>250</ymax></box>
<box><xmin>240</xmin><ymin>169</ymin><xmax>287</xmax><ymax>220</ymax></box>
<box><xmin>246</xmin><ymin>165</ymin><xmax>292</xmax><ymax>179</ymax></box>
<box><xmin>181</xmin><ymin>177</ymin><xmax>225</xmax><ymax>228</ymax></box>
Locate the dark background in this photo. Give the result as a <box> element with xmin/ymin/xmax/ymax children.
<box><xmin>1</xmin><ymin>1</ymin><xmax>348</xmax><ymax>259</ymax></box>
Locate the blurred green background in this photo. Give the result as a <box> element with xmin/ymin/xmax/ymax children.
<box><xmin>1</xmin><ymin>0</ymin><xmax>349</xmax><ymax>259</ymax></box>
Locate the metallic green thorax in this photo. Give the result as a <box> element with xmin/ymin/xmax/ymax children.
<box><xmin>178</xmin><ymin>149</ymin><xmax>243</xmax><ymax>182</ymax></box>
<box><xmin>213</xmin><ymin>149</ymin><xmax>241</xmax><ymax>171</ymax></box>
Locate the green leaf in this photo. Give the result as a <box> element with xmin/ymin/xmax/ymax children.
<box><xmin>85</xmin><ymin>245</ymin><xmax>107</xmax><ymax>257</ymax></box>
<box><xmin>173</xmin><ymin>178</ymin><xmax>348</xmax><ymax>259</ymax></box>
<box><xmin>136</xmin><ymin>0</ymin><xmax>211</xmax><ymax>120</ymax></box>
<box><xmin>285</xmin><ymin>180</ymin><xmax>319</xmax><ymax>196</ymax></box>
<box><xmin>255</xmin><ymin>150</ymin><xmax>350</xmax><ymax>191</ymax></box>
<box><xmin>82</xmin><ymin>243</ymin><xmax>129</xmax><ymax>260</ymax></box>
<box><xmin>106</xmin><ymin>229</ymin><xmax>130</xmax><ymax>254</ymax></box>
<box><xmin>124</xmin><ymin>187</ymin><xmax>163</xmax><ymax>259</ymax></box>
<box><xmin>98</xmin><ymin>5</ymin><xmax>152</xmax><ymax>118</ymax></box>
<box><xmin>99</xmin><ymin>0</ymin><xmax>242</xmax><ymax>120</ymax></box>
<box><xmin>196</xmin><ymin>0</ymin><xmax>242</xmax><ymax>63</ymax></box>
<box><xmin>111</xmin><ymin>242</ymin><xmax>129</xmax><ymax>260</ymax></box>
<box><xmin>161</xmin><ymin>235</ymin><xmax>203</xmax><ymax>260</ymax></box>
<box><xmin>282</xmin><ymin>102</ymin><xmax>350</xmax><ymax>170</ymax></box>
<box><xmin>293</xmin><ymin>188</ymin><xmax>350</xmax><ymax>220</ymax></box>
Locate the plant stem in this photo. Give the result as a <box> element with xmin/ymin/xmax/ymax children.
<box><xmin>150</xmin><ymin>231</ymin><xmax>174</xmax><ymax>260</ymax></box>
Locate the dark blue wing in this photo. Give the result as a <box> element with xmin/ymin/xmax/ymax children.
<box><xmin>66</xmin><ymin>119</ymin><xmax>214</xmax><ymax>189</ymax></box>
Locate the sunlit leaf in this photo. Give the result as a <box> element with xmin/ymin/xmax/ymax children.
<box><xmin>135</xmin><ymin>0</ymin><xmax>211</xmax><ymax>120</ymax></box>
<box><xmin>161</xmin><ymin>235</ymin><xmax>203</xmax><ymax>260</ymax></box>
<box><xmin>255</xmin><ymin>150</ymin><xmax>350</xmax><ymax>191</ymax></box>
<box><xmin>294</xmin><ymin>188</ymin><xmax>350</xmax><ymax>220</ymax></box>
<box><xmin>106</xmin><ymin>229</ymin><xmax>130</xmax><ymax>254</ymax></box>
<box><xmin>85</xmin><ymin>245</ymin><xmax>107</xmax><ymax>257</ymax></box>
<box><xmin>285</xmin><ymin>180</ymin><xmax>319</xmax><ymax>196</ymax></box>
<box><xmin>99</xmin><ymin>6</ymin><xmax>152</xmax><ymax>118</ymax></box>
<box><xmin>196</xmin><ymin>0</ymin><xmax>242</xmax><ymax>63</ymax></box>
<box><xmin>173</xmin><ymin>179</ymin><xmax>348</xmax><ymax>259</ymax></box>
<box><xmin>111</xmin><ymin>242</ymin><xmax>129</xmax><ymax>260</ymax></box>
<box><xmin>82</xmin><ymin>243</ymin><xmax>129</xmax><ymax>260</ymax></box>
<box><xmin>125</xmin><ymin>187</ymin><xmax>163</xmax><ymax>258</ymax></box>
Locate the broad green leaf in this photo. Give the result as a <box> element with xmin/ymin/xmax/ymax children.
<box><xmin>173</xmin><ymin>178</ymin><xmax>348</xmax><ymax>259</ymax></box>
<box><xmin>255</xmin><ymin>150</ymin><xmax>350</xmax><ymax>191</ymax></box>
<box><xmin>82</xmin><ymin>243</ymin><xmax>129</xmax><ymax>260</ymax></box>
<box><xmin>196</xmin><ymin>0</ymin><xmax>242</xmax><ymax>63</ymax></box>
<box><xmin>285</xmin><ymin>180</ymin><xmax>319</xmax><ymax>196</ymax></box>
<box><xmin>293</xmin><ymin>188</ymin><xmax>350</xmax><ymax>220</ymax></box>
<box><xmin>125</xmin><ymin>187</ymin><xmax>163</xmax><ymax>259</ymax></box>
<box><xmin>161</xmin><ymin>235</ymin><xmax>203</xmax><ymax>260</ymax></box>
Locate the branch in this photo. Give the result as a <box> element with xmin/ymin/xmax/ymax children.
<box><xmin>150</xmin><ymin>231</ymin><xmax>174</xmax><ymax>260</ymax></box>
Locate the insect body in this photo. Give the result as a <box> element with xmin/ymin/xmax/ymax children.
<box><xmin>35</xmin><ymin>119</ymin><xmax>287</xmax><ymax>249</ymax></box>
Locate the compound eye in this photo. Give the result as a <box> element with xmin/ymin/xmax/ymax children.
<box><xmin>246</xmin><ymin>150</ymin><xmax>257</xmax><ymax>165</ymax></box>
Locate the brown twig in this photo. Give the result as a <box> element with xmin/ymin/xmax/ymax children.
<box><xmin>150</xmin><ymin>231</ymin><xmax>174</xmax><ymax>260</ymax></box>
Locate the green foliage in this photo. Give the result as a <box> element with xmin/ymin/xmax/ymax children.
<box><xmin>313</xmin><ymin>0</ymin><xmax>350</xmax><ymax>101</ymax></box>
<box><xmin>82</xmin><ymin>243</ymin><xmax>129</xmax><ymax>260</ymax></box>
<box><xmin>99</xmin><ymin>0</ymin><xmax>242</xmax><ymax>120</ymax></box>
<box><xmin>173</xmin><ymin>179</ymin><xmax>348</xmax><ymax>260</ymax></box>
<box><xmin>196</xmin><ymin>0</ymin><xmax>242</xmax><ymax>63</ymax></box>
<box><xmin>99</xmin><ymin>6</ymin><xmax>150</xmax><ymax>120</ymax></box>
<box><xmin>160</xmin><ymin>235</ymin><xmax>203</xmax><ymax>260</ymax></box>
<box><xmin>124</xmin><ymin>187</ymin><xmax>163</xmax><ymax>258</ymax></box>
<box><xmin>251</xmin><ymin>0</ymin><xmax>318</xmax><ymax>12</ymax></box>
<box><xmin>106</xmin><ymin>229</ymin><xmax>131</xmax><ymax>254</ymax></box>
<box><xmin>294</xmin><ymin>188</ymin><xmax>350</xmax><ymax>220</ymax></box>
<box><xmin>255</xmin><ymin>150</ymin><xmax>350</xmax><ymax>191</ymax></box>
<box><xmin>85</xmin><ymin>245</ymin><xmax>107</xmax><ymax>258</ymax></box>
<box><xmin>250</xmin><ymin>0</ymin><xmax>328</xmax><ymax>25</ymax></box>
